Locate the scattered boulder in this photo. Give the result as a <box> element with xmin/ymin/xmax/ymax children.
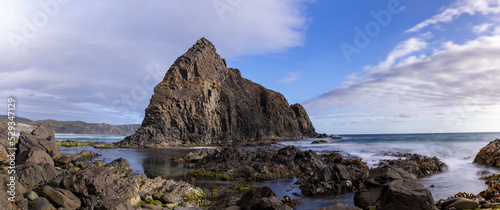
<box><xmin>378</xmin><ymin>152</ymin><xmax>446</xmax><ymax>178</ymax></box>
<box><xmin>94</xmin><ymin>198</ymin><xmax>133</xmax><ymax>210</ymax></box>
<box><xmin>26</xmin><ymin>191</ymin><xmax>39</xmax><ymax>201</ymax></box>
<box><xmin>312</xmin><ymin>140</ymin><xmax>328</xmax><ymax>144</ymax></box>
<box><xmin>300</xmin><ymin>164</ymin><xmax>368</xmax><ymax>196</ymax></box>
<box><xmin>16</xmin><ymin>123</ymin><xmax>61</xmax><ymax>162</ymax></box>
<box><xmin>474</xmin><ymin>139</ymin><xmax>500</xmax><ymax>167</ymax></box>
<box><xmin>40</xmin><ymin>185</ymin><xmax>81</xmax><ymax>210</ymax></box>
<box><xmin>105</xmin><ymin>157</ymin><xmax>132</xmax><ymax>171</ymax></box>
<box><xmin>238</xmin><ymin>186</ymin><xmax>292</xmax><ymax>210</ymax></box>
<box><xmin>62</xmin><ymin>167</ymin><xmax>114</xmax><ymax>200</ymax></box>
<box><xmin>17</xmin><ymin>163</ymin><xmax>58</xmax><ymax>190</ymax></box>
<box><xmin>331</xmin><ymin>135</ymin><xmax>343</xmax><ymax>139</ymax></box>
<box><xmin>319</xmin><ymin>202</ymin><xmax>362</xmax><ymax>210</ymax></box>
<box><xmin>439</xmin><ymin>198</ymin><xmax>479</xmax><ymax>210</ymax></box>
<box><xmin>354</xmin><ymin>166</ymin><xmax>435</xmax><ymax>210</ymax></box>
<box><xmin>28</xmin><ymin>197</ymin><xmax>56</xmax><ymax>210</ymax></box>
<box><xmin>0</xmin><ymin>174</ymin><xmax>27</xmax><ymax>210</ymax></box>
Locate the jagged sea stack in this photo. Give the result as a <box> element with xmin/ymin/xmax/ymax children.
<box><xmin>119</xmin><ymin>38</ymin><xmax>315</xmax><ymax>147</ymax></box>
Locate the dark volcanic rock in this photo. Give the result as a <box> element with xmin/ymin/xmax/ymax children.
<box><xmin>238</xmin><ymin>186</ymin><xmax>292</xmax><ymax>210</ymax></box>
<box><xmin>378</xmin><ymin>153</ymin><xmax>446</xmax><ymax>178</ymax></box>
<box><xmin>119</xmin><ymin>38</ymin><xmax>315</xmax><ymax>147</ymax></box>
<box><xmin>300</xmin><ymin>164</ymin><xmax>368</xmax><ymax>196</ymax></box>
<box><xmin>16</xmin><ymin>123</ymin><xmax>61</xmax><ymax>162</ymax></box>
<box><xmin>354</xmin><ymin>166</ymin><xmax>435</xmax><ymax>210</ymax></box>
<box><xmin>62</xmin><ymin>167</ymin><xmax>115</xmax><ymax>199</ymax></box>
<box><xmin>189</xmin><ymin>146</ymin><xmax>324</xmax><ymax>181</ymax></box>
<box><xmin>475</xmin><ymin>139</ymin><xmax>500</xmax><ymax>167</ymax></box>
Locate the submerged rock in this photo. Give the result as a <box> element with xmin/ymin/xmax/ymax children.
<box><xmin>319</xmin><ymin>202</ymin><xmax>362</xmax><ymax>210</ymax></box>
<box><xmin>474</xmin><ymin>139</ymin><xmax>500</xmax><ymax>167</ymax></box>
<box><xmin>354</xmin><ymin>166</ymin><xmax>435</xmax><ymax>210</ymax></box>
<box><xmin>119</xmin><ymin>38</ymin><xmax>315</xmax><ymax>148</ymax></box>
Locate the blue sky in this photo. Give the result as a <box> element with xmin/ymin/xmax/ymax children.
<box><xmin>1</xmin><ymin>0</ymin><xmax>500</xmax><ymax>134</ymax></box>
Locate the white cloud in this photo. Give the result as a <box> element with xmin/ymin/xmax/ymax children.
<box><xmin>366</xmin><ymin>37</ymin><xmax>428</xmax><ymax>71</ymax></box>
<box><xmin>406</xmin><ymin>0</ymin><xmax>500</xmax><ymax>33</ymax></box>
<box><xmin>0</xmin><ymin>0</ymin><xmax>310</xmax><ymax>124</ymax></box>
<box><xmin>277</xmin><ymin>71</ymin><xmax>302</xmax><ymax>84</ymax></box>
<box><xmin>306</xmin><ymin>34</ymin><xmax>500</xmax><ymax>133</ymax></box>
<box><xmin>473</xmin><ymin>23</ymin><xmax>494</xmax><ymax>34</ymax></box>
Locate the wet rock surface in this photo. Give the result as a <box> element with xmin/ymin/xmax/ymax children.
<box><xmin>475</xmin><ymin>139</ymin><xmax>500</xmax><ymax>167</ymax></box>
<box><xmin>187</xmin><ymin>146</ymin><xmax>324</xmax><ymax>181</ymax></box>
<box><xmin>354</xmin><ymin>166</ymin><xmax>435</xmax><ymax>210</ymax></box>
<box><xmin>237</xmin><ymin>186</ymin><xmax>292</xmax><ymax>210</ymax></box>
<box><xmin>119</xmin><ymin>38</ymin><xmax>315</xmax><ymax>148</ymax></box>
<box><xmin>378</xmin><ymin>152</ymin><xmax>447</xmax><ymax>178</ymax></box>
<box><xmin>299</xmin><ymin>164</ymin><xmax>368</xmax><ymax>196</ymax></box>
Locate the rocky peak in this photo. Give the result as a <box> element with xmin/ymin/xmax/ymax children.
<box><xmin>119</xmin><ymin>38</ymin><xmax>316</xmax><ymax>147</ymax></box>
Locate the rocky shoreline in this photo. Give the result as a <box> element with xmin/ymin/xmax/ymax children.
<box><xmin>4</xmin><ymin>122</ymin><xmax>500</xmax><ymax>209</ymax></box>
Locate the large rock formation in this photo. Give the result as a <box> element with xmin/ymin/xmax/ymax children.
<box><xmin>119</xmin><ymin>38</ymin><xmax>315</xmax><ymax>147</ymax></box>
<box><xmin>474</xmin><ymin>139</ymin><xmax>500</xmax><ymax>167</ymax></box>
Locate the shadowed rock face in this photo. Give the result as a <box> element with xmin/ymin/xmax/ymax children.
<box><xmin>119</xmin><ymin>38</ymin><xmax>315</xmax><ymax>147</ymax></box>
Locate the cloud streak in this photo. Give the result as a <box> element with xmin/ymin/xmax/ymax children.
<box><xmin>306</xmin><ymin>34</ymin><xmax>500</xmax><ymax>133</ymax></box>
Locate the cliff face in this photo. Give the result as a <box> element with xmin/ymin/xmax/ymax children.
<box><xmin>119</xmin><ymin>38</ymin><xmax>315</xmax><ymax>147</ymax></box>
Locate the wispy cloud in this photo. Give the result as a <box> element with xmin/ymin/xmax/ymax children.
<box><xmin>406</xmin><ymin>0</ymin><xmax>500</xmax><ymax>33</ymax></box>
<box><xmin>306</xmin><ymin>34</ymin><xmax>500</xmax><ymax>133</ymax></box>
<box><xmin>277</xmin><ymin>71</ymin><xmax>302</xmax><ymax>84</ymax></box>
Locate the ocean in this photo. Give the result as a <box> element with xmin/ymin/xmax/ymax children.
<box><xmin>55</xmin><ymin>132</ymin><xmax>500</xmax><ymax>209</ymax></box>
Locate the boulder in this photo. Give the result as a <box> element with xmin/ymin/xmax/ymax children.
<box><xmin>40</xmin><ymin>185</ymin><xmax>81</xmax><ymax>210</ymax></box>
<box><xmin>354</xmin><ymin>166</ymin><xmax>435</xmax><ymax>210</ymax></box>
<box><xmin>0</xmin><ymin>174</ymin><xmax>27</xmax><ymax>210</ymax></box>
<box><xmin>62</xmin><ymin>167</ymin><xmax>114</xmax><ymax>200</ymax></box>
<box><xmin>300</xmin><ymin>164</ymin><xmax>368</xmax><ymax>196</ymax></box>
<box><xmin>312</xmin><ymin>140</ymin><xmax>328</xmax><ymax>144</ymax></box>
<box><xmin>26</xmin><ymin>191</ymin><xmax>39</xmax><ymax>201</ymax></box>
<box><xmin>141</xmin><ymin>203</ymin><xmax>163</xmax><ymax>210</ymax></box>
<box><xmin>94</xmin><ymin>198</ymin><xmax>134</xmax><ymax>210</ymax></box>
<box><xmin>16</xmin><ymin>123</ymin><xmax>61</xmax><ymax>162</ymax></box>
<box><xmin>105</xmin><ymin>157</ymin><xmax>132</xmax><ymax>171</ymax></box>
<box><xmin>238</xmin><ymin>186</ymin><xmax>292</xmax><ymax>210</ymax></box>
<box><xmin>118</xmin><ymin>38</ymin><xmax>315</xmax><ymax>147</ymax></box>
<box><xmin>28</xmin><ymin>197</ymin><xmax>56</xmax><ymax>210</ymax></box>
<box><xmin>440</xmin><ymin>198</ymin><xmax>479</xmax><ymax>210</ymax></box>
<box><xmin>24</xmin><ymin>149</ymin><xmax>54</xmax><ymax>166</ymax></box>
<box><xmin>474</xmin><ymin>139</ymin><xmax>500</xmax><ymax>167</ymax></box>
<box><xmin>319</xmin><ymin>202</ymin><xmax>362</xmax><ymax>210</ymax></box>
<box><xmin>17</xmin><ymin>163</ymin><xmax>58</xmax><ymax>190</ymax></box>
